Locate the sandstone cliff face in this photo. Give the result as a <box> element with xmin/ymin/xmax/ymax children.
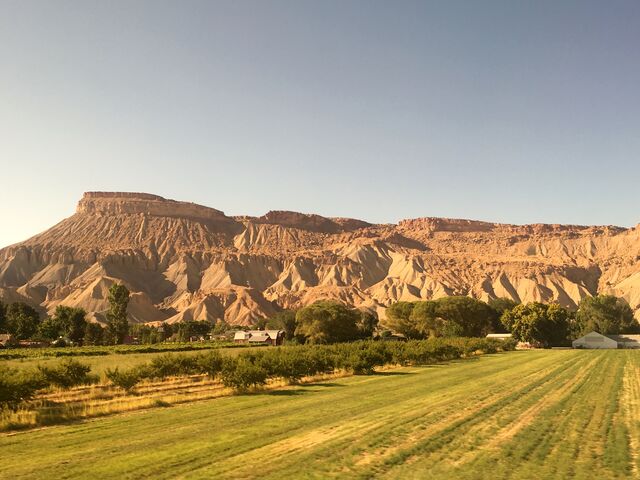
<box><xmin>1</xmin><ymin>192</ymin><xmax>639</xmax><ymax>325</ymax></box>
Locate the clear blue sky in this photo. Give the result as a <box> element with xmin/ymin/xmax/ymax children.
<box><xmin>1</xmin><ymin>0</ymin><xmax>639</xmax><ymax>248</ymax></box>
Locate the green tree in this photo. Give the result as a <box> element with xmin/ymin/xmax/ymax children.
<box><xmin>253</xmin><ymin>317</ymin><xmax>268</xmax><ymax>330</ymax></box>
<box><xmin>0</xmin><ymin>300</ymin><xmax>6</xmax><ymax>333</ymax></box>
<box><xmin>384</xmin><ymin>301</ymin><xmax>421</xmax><ymax>338</ymax></box>
<box><xmin>433</xmin><ymin>296</ymin><xmax>496</xmax><ymax>337</ymax></box>
<box><xmin>177</xmin><ymin>320</ymin><xmax>213</xmax><ymax>341</ymax></box>
<box><xmin>386</xmin><ymin>297</ymin><xmax>497</xmax><ymax>339</ymax></box>
<box><xmin>106</xmin><ymin>283</ymin><xmax>130</xmax><ymax>344</ymax></box>
<box><xmin>105</xmin><ymin>367</ymin><xmax>141</xmax><ymax>392</ymax></box>
<box><xmin>220</xmin><ymin>357</ymin><xmax>267</xmax><ymax>390</ymax></box>
<box><xmin>266</xmin><ymin>310</ymin><xmax>298</xmax><ymax>340</ymax></box>
<box><xmin>488</xmin><ymin>297</ymin><xmax>519</xmax><ymax>332</ymax></box>
<box><xmin>37</xmin><ymin>317</ymin><xmax>61</xmax><ymax>340</ymax></box>
<box><xmin>575</xmin><ymin>295</ymin><xmax>635</xmax><ymax>336</ymax></box>
<box><xmin>488</xmin><ymin>297</ymin><xmax>519</xmax><ymax>316</ymax></box>
<box><xmin>129</xmin><ymin>324</ymin><xmax>164</xmax><ymax>344</ymax></box>
<box><xmin>211</xmin><ymin>320</ymin><xmax>230</xmax><ymax>335</ymax></box>
<box><xmin>37</xmin><ymin>359</ymin><xmax>96</xmax><ymax>388</ymax></box>
<box><xmin>501</xmin><ymin>302</ymin><xmax>570</xmax><ymax>347</ymax></box>
<box><xmin>408</xmin><ymin>300</ymin><xmax>438</xmax><ymax>338</ymax></box>
<box><xmin>159</xmin><ymin>322</ymin><xmax>174</xmax><ymax>341</ymax></box>
<box><xmin>48</xmin><ymin>306</ymin><xmax>87</xmax><ymax>343</ymax></box>
<box><xmin>357</xmin><ymin>310</ymin><xmax>379</xmax><ymax>338</ymax></box>
<box><xmin>5</xmin><ymin>302</ymin><xmax>41</xmax><ymax>340</ymax></box>
<box><xmin>84</xmin><ymin>322</ymin><xmax>105</xmax><ymax>345</ymax></box>
<box><xmin>295</xmin><ymin>301</ymin><xmax>361</xmax><ymax>344</ymax></box>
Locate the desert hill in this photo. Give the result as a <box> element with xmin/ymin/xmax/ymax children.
<box><xmin>1</xmin><ymin>192</ymin><xmax>639</xmax><ymax>325</ymax></box>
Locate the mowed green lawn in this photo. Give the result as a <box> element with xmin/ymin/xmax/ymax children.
<box><xmin>1</xmin><ymin>350</ymin><xmax>638</xmax><ymax>479</ymax></box>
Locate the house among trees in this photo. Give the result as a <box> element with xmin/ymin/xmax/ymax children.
<box><xmin>572</xmin><ymin>331</ymin><xmax>640</xmax><ymax>349</ymax></box>
<box><xmin>233</xmin><ymin>330</ymin><xmax>284</xmax><ymax>346</ymax></box>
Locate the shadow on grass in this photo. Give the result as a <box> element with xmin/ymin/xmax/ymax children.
<box><xmin>433</xmin><ymin>356</ymin><xmax>486</xmax><ymax>366</ymax></box>
<box><xmin>264</xmin><ymin>390</ymin><xmax>306</xmax><ymax>396</ymax></box>
<box><xmin>257</xmin><ymin>382</ymin><xmax>347</xmax><ymax>397</ymax></box>
<box><xmin>373</xmin><ymin>371</ymin><xmax>414</xmax><ymax>376</ymax></box>
<box><xmin>301</xmin><ymin>382</ymin><xmax>346</xmax><ymax>388</ymax></box>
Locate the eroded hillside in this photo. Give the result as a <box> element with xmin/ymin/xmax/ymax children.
<box><xmin>1</xmin><ymin>192</ymin><xmax>639</xmax><ymax>325</ymax></box>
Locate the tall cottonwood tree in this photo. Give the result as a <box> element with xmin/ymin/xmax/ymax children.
<box><xmin>106</xmin><ymin>283</ymin><xmax>130</xmax><ymax>344</ymax></box>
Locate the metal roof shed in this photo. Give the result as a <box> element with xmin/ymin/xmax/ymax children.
<box><xmin>572</xmin><ymin>331</ymin><xmax>618</xmax><ymax>349</ymax></box>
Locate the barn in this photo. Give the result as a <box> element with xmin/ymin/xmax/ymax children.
<box><xmin>233</xmin><ymin>330</ymin><xmax>284</xmax><ymax>346</ymax></box>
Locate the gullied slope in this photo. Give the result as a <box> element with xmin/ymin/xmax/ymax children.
<box><xmin>1</xmin><ymin>192</ymin><xmax>639</xmax><ymax>325</ymax></box>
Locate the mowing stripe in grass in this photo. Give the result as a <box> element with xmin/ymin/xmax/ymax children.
<box><xmin>210</xmin><ymin>352</ymin><xmax>581</xmax><ymax>479</ymax></box>
<box><xmin>622</xmin><ymin>352</ymin><xmax>640</xmax><ymax>476</ymax></box>
<box><xmin>453</xmin><ymin>351</ymin><xmax>629</xmax><ymax>480</ymax></box>
<box><xmin>368</xmin><ymin>352</ymin><xmax>592</xmax><ymax>479</ymax></box>
<box><xmin>0</xmin><ymin>351</ymin><xmax>636</xmax><ymax>480</ymax></box>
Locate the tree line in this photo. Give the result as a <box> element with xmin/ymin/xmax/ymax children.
<box><xmin>1</xmin><ymin>286</ymin><xmax>635</xmax><ymax>349</ymax></box>
<box><xmin>383</xmin><ymin>294</ymin><xmax>637</xmax><ymax>347</ymax></box>
<box><xmin>0</xmin><ymin>284</ymin><xmax>132</xmax><ymax>346</ymax></box>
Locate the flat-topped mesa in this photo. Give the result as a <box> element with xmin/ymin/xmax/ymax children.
<box><xmin>253</xmin><ymin>210</ymin><xmax>371</xmax><ymax>233</ymax></box>
<box><xmin>398</xmin><ymin>217</ymin><xmax>626</xmax><ymax>236</ymax></box>
<box><xmin>398</xmin><ymin>217</ymin><xmax>498</xmax><ymax>233</ymax></box>
<box><xmin>77</xmin><ymin>192</ymin><xmax>234</xmax><ymax>223</ymax></box>
<box><xmin>330</xmin><ymin>217</ymin><xmax>373</xmax><ymax>231</ymax></box>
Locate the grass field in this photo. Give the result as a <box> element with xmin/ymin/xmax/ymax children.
<box><xmin>1</xmin><ymin>350</ymin><xmax>638</xmax><ymax>479</ymax></box>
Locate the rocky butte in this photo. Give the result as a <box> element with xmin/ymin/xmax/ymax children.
<box><xmin>0</xmin><ymin>192</ymin><xmax>639</xmax><ymax>325</ymax></box>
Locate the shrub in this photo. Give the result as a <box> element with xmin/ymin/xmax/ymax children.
<box><xmin>501</xmin><ymin>338</ymin><xmax>517</xmax><ymax>351</ymax></box>
<box><xmin>197</xmin><ymin>350</ymin><xmax>224</xmax><ymax>378</ymax></box>
<box><xmin>145</xmin><ymin>353</ymin><xmax>202</xmax><ymax>379</ymax></box>
<box><xmin>105</xmin><ymin>367</ymin><xmax>142</xmax><ymax>392</ymax></box>
<box><xmin>38</xmin><ymin>359</ymin><xmax>97</xmax><ymax>388</ymax></box>
<box><xmin>220</xmin><ymin>357</ymin><xmax>267</xmax><ymax>390</ymax></box>
<box><xmin>344</xmin><ymin>348</ymin><xmax>385</xmax><ymax>375</ymax></box>
<box><xmin>0</xmin><ymin>369</ymin><xmax>47</xmax><ymax>411</ymax></box>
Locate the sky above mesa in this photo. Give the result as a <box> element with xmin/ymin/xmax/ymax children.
<box><xmin>1</xmin><ymin>0</ymin><xmax>639</xmax><ymax>248</ymax></box>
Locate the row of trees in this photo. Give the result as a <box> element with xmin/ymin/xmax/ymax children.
<box><xmin>0</xmin><ymin>284</ymin><xmax>132</xmax><ymax>345</ymax></box>
<box><xmin>1</xmin><ymin>337</ymin><xmax>515</xmax><ymax>411</ymax></box>
<box><xmin>384</xmin><ymin>297</ymin><xmax>512</xmax><ymax>339</ymax></box>
<box><xmin>502</xmin><ymin>295</ymin><xmax>635</xmax><ymax>347</ymax></box>
<box><xmin>129</xmin><ymin>320</ymin><xmax>231</xmax><ymax>344</ymax></box>
<box><xmin>383</xmin><ymin>294</ymin><xmax>636</xmax><ymax>347</ymax></box>
<box><xmin>2</xmin><ymin>287</ymin><xmax>636</xmax><ymax>349</ymax></box>
<box><xmin>107</xmin><ymin>337</ymin><xmax>514</xmax><ymax>392</ymax></box>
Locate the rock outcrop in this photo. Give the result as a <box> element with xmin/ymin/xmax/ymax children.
<box><xmin>1</xmin><ymin>191</ymin><xmax>639</xmax><ymax>325</ymax></box>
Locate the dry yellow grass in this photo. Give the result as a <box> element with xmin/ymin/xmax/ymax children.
<box><xmin>0</xmin><ymin>370</ymin><xmax>350</xmax><ymax>431</ymax></box>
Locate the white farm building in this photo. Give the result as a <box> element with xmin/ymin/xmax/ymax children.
<box><xmin>572</xmin><ymin>331</ymin><xmax>640</xmax><ymax>349</ymax></box>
